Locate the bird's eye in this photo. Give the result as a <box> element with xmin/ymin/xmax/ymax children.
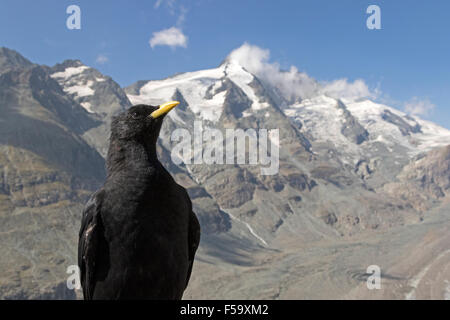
<box><xmin>131</xmin><ymin>112</ymin><xmax>140</xmax><ymax>119</ymax></box>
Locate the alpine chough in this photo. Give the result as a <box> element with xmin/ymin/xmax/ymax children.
<box><xmin>78</xmin><ymin>101</ymin><xmax>201</xmax><ymax>300</ymax></box>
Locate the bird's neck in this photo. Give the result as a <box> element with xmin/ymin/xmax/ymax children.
<box><xmin>106</xmin><ymin>139</ymin><xmax>160</xmax><ymax>178</ymax></box>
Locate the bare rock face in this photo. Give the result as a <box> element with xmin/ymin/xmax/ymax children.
<box><xmin>287</xmin><ymin>173</ymin><xmax>316</xmax><ymax>191</ymax></box>
<box><xmin>402</xmin><ymin>145</ymin><xmax>450</xmax><ymax>193</ymax></box>
<box><xmin>0</xmin><ymin>47</ymin><xmax>34</xmax><ymax>73</ymax></box>
<box><xmin>191</xmin><ymin>197</ymin><xmax>232</xmax><ymax>234</ymax></box>
<box><xmin>337</xmin><ymin>100</ymin><xmax>369</xmax><ymax>145</ymax></box>
<box><xmin>202</xmin><ymin>167</ymin><xmax>258</xmax><ymax>209</ymax></box>
<box><xmin>381</xmin><ymin>109</ymin><xmax>422</xmax><ymax>136</ymax></box>
<box><xmin>383</xmin><ymin>145</ymin><xmax>450</xmax><ymax>211</ymax></box>
<box><xmin>355</xmin><ymin>158</ymin><xmax>378</xmax><ymax>180</ymax></box>
<box><xmin>222</xmin><ymin>79</ymin><xmax>253</xmax><ymax>119</ymax></box>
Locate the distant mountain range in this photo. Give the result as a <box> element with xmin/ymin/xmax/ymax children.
<box><xmin>1</xmin><ymin>47</ymin><xmax>449</xmax><ymax>299</ymax></box>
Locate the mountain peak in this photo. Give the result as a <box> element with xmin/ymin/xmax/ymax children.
<box><xmin>0</xmin><ymin>47</ymin><xmax>34</xmax><ymax>72</ymax></box>
<box><xmin>60</xmin><ymin>59</ymin><xmax>84</xmax><ymax>67</ymax></box>
<box><xmin>51</xmin><ymin>59</ymin><xmax>86</xmax><ymax>74</ymax></box>
<box><xmin>220</xmin><ymin>56</ymin><xmax>247</xmax><ymax>69</ymax></box>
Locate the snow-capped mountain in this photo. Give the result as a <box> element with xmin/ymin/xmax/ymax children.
<box><xmin>127</xmin><ymin>60</ymin><xmax>274</xmax><ymax>121</ymax></box>
<box><xmin>124</xmin><ymin>57</ymin><xmax>450</xmax><ymax>244</ymax></box>
<box><xmin>49</xmin><ymin>60</ymin><xmax>131</xmax><ymax>157</ymax></box>
<box><xmin>128</xmin><ymin>59</ymin><xmax>450</xmax><ymax>163</ymax></box>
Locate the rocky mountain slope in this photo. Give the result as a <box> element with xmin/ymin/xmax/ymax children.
<box><xmin>0</xmin><ymin>48</ymin><xmax>105</xmax><ymax>298</ymax></box>
<box><xmin>1</xmin><ymin>47</ymin><xmax>449</xmax><ymax>299</ymax></box>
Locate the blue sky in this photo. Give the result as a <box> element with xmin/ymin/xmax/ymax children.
<box><xmin>0</xmin><ymin>0</ymin><xmax>449</xmax><ymax>128</ymax></box>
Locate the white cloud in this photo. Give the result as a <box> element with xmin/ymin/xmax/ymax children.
<box><xmin>154</xmin><ymin>0</ymin><xmax>184</xmax><ymax>23</ymax></box>
<box><xmin>149</xmin><ymin>27</ymin><xmax>187</xmax><ymax>49</ymax></box>
<box><xmin>154</xmin><ymin>0</ymin><xmax>176</xmax><ymax>12</ymax></box>
<box><xmin>228</xmin><ymin>43</ymin><xmax>318</xmax><ymax>101</ymax></box>
<box><xmin>322</xmin><ymin>78</ymin><xmax>373</xmax><ymax>100</ymax></box>
<box><xmin>404</xmin><ymin>97</ymin><xmax>435</xmax><ymax>116</ymax></box>
<box><xmin>95</xmin><ymin>54</ymin><xmax>109</xmax><ymax>64</ymax></box>
<box><xmin>227</xmin><ymin>43</ymin><xmax>376</xmax><ymax>102</ymax></box>
<box><xmin>176</xmin><ymin>5</ymin><xmax>187</xmax><ymax>26</ymax></box>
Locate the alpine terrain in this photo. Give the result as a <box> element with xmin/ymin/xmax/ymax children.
<box><xmin>1</xmin><ymin>46</ymin><xmax>449</xmax><ymax>299</ymax></box>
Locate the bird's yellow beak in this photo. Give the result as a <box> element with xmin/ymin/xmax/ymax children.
<box><xmin>150</xmin><ymin>101</ymin><xmax>180</xmax><ymax>119</ymax></box>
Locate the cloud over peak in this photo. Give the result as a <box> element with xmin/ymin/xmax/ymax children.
<box><xmin>322</xmin><ymin>78</ymin><xmax>373</xmax><ymax>100</ymax></box>
<box><xmin>404</xmin><ymin>97</ymin><xmax>435</xmax><ymax>117</ymax></box>
<box><xmin>227</xmin><ymin>43</ymin><xmax>376</xmax><ymax>102</ymax></box>
<box><xmin>149</xmin><ymin>27</ymin><xmax>187</xmax><ymax>49</ymax></box>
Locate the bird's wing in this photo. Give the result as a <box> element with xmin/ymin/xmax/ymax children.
<box><xmin>78</xmin><ymin>189</ymin><xmax>105</xmax><ymax>300</ymax></box>
<box><xmin>185</xmin><ymin>195</ymin><xmax>201</xmax><ymax>289</ymax></box>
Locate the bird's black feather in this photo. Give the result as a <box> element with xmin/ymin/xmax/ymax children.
<box><xmin>186</xmin><ymin>207</ymin><xmax>201</xmax><ymax>289</ymax></box>
<box><xmin>78</xmin><ymin>189</ymin><xmax>106</xmax><ymax>300</ymax></box>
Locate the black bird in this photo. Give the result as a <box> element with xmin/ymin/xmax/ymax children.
<box><xmin>78</xmin><ymin>101</ymin><xmax>200</xmax><ymax>300</ymax></box>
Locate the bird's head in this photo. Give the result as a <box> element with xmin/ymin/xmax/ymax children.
<box><xmin>110</xmin><ymin>101</ymin><xmax>179</xmax><ymax>145</ymax></box>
